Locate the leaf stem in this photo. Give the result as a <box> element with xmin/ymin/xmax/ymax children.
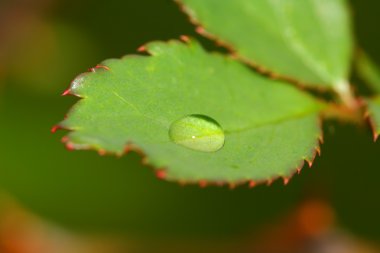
<box><xmin>321</xmin><ymin>81</ymin><xmax>365</xmax><ymax>124</ymax></box>
<box><xmin>334</xmin><ymin>80</ymin><xmax>357</xmax><ymax>110</ymax></box>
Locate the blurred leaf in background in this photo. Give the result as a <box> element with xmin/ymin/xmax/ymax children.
<box><xmin>0</xmin><ymin>0</ymin><xmax>98</xmax><ymax>94</ymax></box>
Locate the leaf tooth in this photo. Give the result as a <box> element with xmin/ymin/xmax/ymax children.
<box><xmin>65</xmin><ymin>142</ymin><xmax>75</xmax><ymax>151</ymax></box>
<box><xmin>316</xmin><ymin>118</ymin><xmax>324</xmax><ymax>145</ymax></box>
<box><xmin>137</xmin><ymin>45</ymin><xmax>147</xmax><ymax>53</ymax></box>
<box><xmin>50</xmin><ymin>125</ymin><xmax>61</xmax><ymax>133</ymax></box>
<box><xmin>283</xmin><ymin>177</ymin><xmax>290</xmax><ymax>186</ymax></box>
<box><xmin>305</xmin><ymin>158</ymin><xmax>313</xmax><ymax>168</ymax></box>
<box><xmin>98</xmin><ymin>149</ymin><xmax>107</xmax><ymax>156</ymax></box>
<box><xmin>199</xmin><ymin>180</ymin><xmax>207</xmax><ymax>188</ymax></box>
<box><xmin>295</xmin><ymin>159</ymin><xmax>305</xmax><ymax>175</ymax></box>
<box><xmin>61</xmin><ymin>89</ymin><xmax>71</xmax><ymax>96</ymax></box>
<box><xmin>89</xmin><ymin>65</ymin><xmax>110</xmax><ymax>73</ymax></box>
<box><xmin>302</xmin><ymin>130</ymin><xmax>323</xmax><ymax>169</ymax></box>
<box><xmin>364</xmin><ymin>108</ymin><xmax>380</xmax><ymax>142</ymax></box>
<box><xmin>65</xmin><ymin>72</ymin><xmax>92</xmax><ymax>98</ymax></box>
<box><xmin>95</xmin><ymin>64</ymin><xmax>110</xmax><ymax>71</ymax></box>
<box><xmin>61</xmin><ymin>136</ymin><xmax>68</xmax><ymax>143</ymax></box>
<box><xmin>60</xmin><ymin>133</ymin><xmax>71</xmax><ymax>150</ymax></box>
<box><xmin>179</xmin><ymin>35</ymin><xmax>190</xmax><ymax>43</ymax></box>
<box><xmin>315</xmin><ymin>146</ymin><xmax>321</xmax><ymax>156</ymax></box>
<box><xmin>195</xmin><ymin>26</ymin><xmax>206</xmax><ymax>35</ymax></box>
<box><xmin>248</xmin><ymin>181</ymin><xmax>256</xmax><ymax>188</ymax></box>
<box><xmin>123</xmin><ymin>145</ymin><xmax>132</xmax><ymax>154</ymax></box>
<box><xmin>317</xmin><ymin>135</ymin><xmax>324</xmax><ymax>144</ymax></box>
<box><xmin>155</xmin><ymin>170</ymin><xmax>167</xmax><ymax>180</ymax></box>
<box><xmin>374</xmin><ymin>132</ymin><xmax>379</xmax><ymax>142</ymax></box>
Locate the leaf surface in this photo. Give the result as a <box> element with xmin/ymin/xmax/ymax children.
<box><xmin>178</xmin><ymin>0</ymin><xmax>353</xmax><ymax>88</ymax></box>
<box><xmin>59</xmin><ymin>40</ymin><xmax>323</xmax><ymax>184</ymax></box>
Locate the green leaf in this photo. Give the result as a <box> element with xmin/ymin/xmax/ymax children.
<box><xmin>367</xmin><ymin>97</ymin><xmax>380</xmax><ymax>141</ymax></box>
<box><xmin>177</xmin><ymin>0</ymin><xmax>353</xmax><ymax>88</ymax></box>
<box><xmin>356</xmin><ymin>52</ymin><xmax>380</xmax><ymax>93</ymax></box>
<box><xmin>59</xmin><ymin>39</ymin><xmax>323</xmax><ymax>184</ymax></box>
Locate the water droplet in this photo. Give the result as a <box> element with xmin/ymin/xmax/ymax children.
<box><xmin>169</xmin><ymin>114</ymin><xmax>225</xmax><ymax>152</ymax></box>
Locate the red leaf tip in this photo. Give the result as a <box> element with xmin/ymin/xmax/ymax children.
<box><xmin>156</xmin><ymin>170</ymin><xmax>166</xmax><ymax>180</ymax></box>
<box><xmin>306</xmin><ymin>158</ymin><xmax>313</xmax><ymax>168</ymax></box>
<box><xmin>95</xmin><ymin>65</ymin><xmax>110</xmax><ymax>71</ymax></box>
<box><xmin>51</xmin><ymin>125</ymin><xmax>60</xmax><ymax>133</ymax></box>
<box><xmin>65</xmin><ymin>143</ymin><xmax>75</xmax><ymax>151</ymax></box>
<box><xmin>137</xmin><ymin>45</ymin><xmax>147</xmax><ymax>52</ymax></box>
<box><xmin>199</xmin><ymin>180</ymin><xmax>207</xmax><ymax>188</ymax></box>
<box><xmin>248</xmin><ymin>181</ymin><xmax>256</xmax><ymax>188</ymax></box>
<box><xmin>98</xmin><ymin>150</ymin><xmax>107</xmax><ymax>156</ymax></box>
<box><xmin>374</xmin><ymin>132</ymin><xmax>379</xmax><ymax>142</ymax></box>
<box><xmin>195</xmin><ymin>26</ymin><xmax>205</xmax><ymax>34</ymax></box>
<box><xmin>180</xmin><ymin>35</ymin><xmax>190</xmax><ymax>42</ymax></box>
<box><xmin>316</xmin><ymin>146</ymin><xmax>321</xmax><ymax>156</ymax></box>
<box><xmin>62</xmin><ymin>89</ymin><xmax>71</xmax><ymax>96</ymax></box>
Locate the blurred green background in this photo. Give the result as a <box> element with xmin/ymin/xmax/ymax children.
<box><xmin>0</xmin><ymin>0</ymin><xmax>379</xmax><ymax>251</ymax></box>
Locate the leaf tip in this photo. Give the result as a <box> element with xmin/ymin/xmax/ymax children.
<box><xmin>51</xmin><ymin>125</ymin><xmax>61</xmax><ymax>134</ymax></box>
<box><xmin>137</xmin><ymin>45</ymin><xmax>147</xmax><ymax>53</ymax></box>
<box><xmin>318</xmin><ymin>134</ymin><xmax>324</xmax><ymax>145</ymax></box>
<box><xmin>98</xmin><ymin>149</ymin><xmax>107</xmax><ymax>156</ymax></box>
<box><xmin>199</xmin><ymin>180</ymin><xmax>208</xmax><ymax>188</ymax></box>
<box><xmin>156</xmin><ymin>170</ymin><xmax>167</xmax><ymax>180</ymax></box>
<box><xmin>61</xmin><ymin>89</ymin><xmax>71</xmax><ymax>96</ymax></box>
<box><xmin>248</xmin><ymin>180</ymin><xmax>256</xmax><ymax>188</ymax></box>
<box><xmin>179</xmin><ymin>35</ymin><xmax>190</xmax><ymax>43</ymax></box>
<box><xmin>305</xmin><ymin>158</ymin><xmax>313</xmax><ymax>168</ymax></box>
<box><xmin>315</xmin><ymin>146</ymin><xmax>321</xmax><ymax>156</ymax></box>
<box><xmin>195</xmin><ymin>26</ymin><xmax>206</xmax><ymax>35</ymax></box>
<box><xmin>95</xmin><ymin>64</ymin><xmax>110</xmax><ymax>71</ymax></box>
<box><xmin>364</xmin><ymin>107</ymin><xmax>379</xmax><ymax>142</ymax></box>
<box><xmin>283</xmin><ymin>177</ymin><xmax>290</xmax><ymax>186</ymax></box>
<box><xmin>374</xmin><ymin>132</ymin><xmax>379</xmax><ymax>142</ymax></box>
<box><xmin>65</xmin><ymin>143</ymin><xmax>75</xmax><ymax>151</ymax></box>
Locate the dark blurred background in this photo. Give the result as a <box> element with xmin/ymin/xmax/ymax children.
<box><xmin>0</xmin><ymin>0</ymin><xmax>379</xmax><ymax>252</ymax></box>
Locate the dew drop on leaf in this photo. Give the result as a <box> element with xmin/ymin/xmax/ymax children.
<box><xmin>169</xmin><ymin>114</ymin><xmax>225</xmax><ymax>152</ymax></box>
